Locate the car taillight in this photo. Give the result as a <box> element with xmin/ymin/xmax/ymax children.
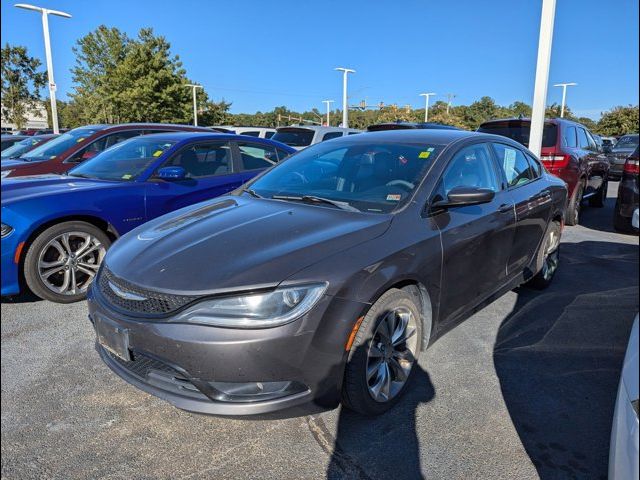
<box><xmin>540</xmin><ymin>154</ymin><xmax>570</xmax><ymax>168</ymax></box>
<box><xmin>623</xmin><ymin>158</ymin><xmax>639</xmax><ymax>174</ymax></box>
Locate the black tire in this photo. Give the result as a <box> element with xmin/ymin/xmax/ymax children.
<box><xmin>565</xmin><ymin>181</ymin><xmax>584</xmax><ymax>226</ymax></box>
<box><xmin>613</xmin><ymin>201</ymin><xmax>634</xmax><ymax>233</ymax></box>
<box><xmin>341</xmin><ymin>288</ymin><xmax>423</xmax><ymax>416</ymax></box>
<box><xmin>527</xmin><ymin>221</ymin><xmax>561</xmax><ymax>290</ymax></box>
<box><xmin>589</xmin><ymin>179</ymin><xmax>607</xmax><ymax>207</ymax></box>
<box><xmin>23</xmin><ymin>221</ymin><xmax>111</xmax><ymax>303</ymax></box>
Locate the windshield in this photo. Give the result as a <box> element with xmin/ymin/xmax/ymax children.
<box><xmin>1</xmin><ymin>136</ymin><xmax>48</xmax><ymax>159</ymax></box>
<box><xmin>477</xmin><ymin>121</ymin><xmax>557</xmax><ymax>148</ymax></box>
<box><xmin>68</xmin><ymin>137</ymin><xmax>176</xmax><ymax>181</ymax></box>
<box><xmin>613</xmin><ymin>135</ymin><xmax>639</xmax><ymax>150</ymax></box>
<box><xmin>248</xmin><ymin>140</ymin><xmax>443</xmax><ymax>213</ymax></box>
<box><xmin>23</xmin><ymin>128</ymin><xmax>99</xmax><ymax>161</ymax></box>
<box><xmin>271</xmin><ymin>129</ymin><xmax>315</xmax><ymax>147</ymax></box>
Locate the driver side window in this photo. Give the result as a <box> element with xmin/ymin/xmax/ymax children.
<box><xmin>441</xmin><ymin>143</ymin><xmax>499</xmax><ymax>196</ymax></box>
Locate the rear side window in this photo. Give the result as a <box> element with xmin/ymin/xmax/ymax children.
<box><xmin>240</xmin><ymin>131</ymin><xmax>260</xmax><ymax>137</ymax></box>
<box><xmin>577</xmin><ymin>128</ymin><xmax>590</xmax><ymax>149</ymax></box>
<box><xmin>165</xmin><ymin>142</ymin><xmax>232</xmax><ymax>178</ymax></box>
<box><xmin>492</xmin><ymin>143</ymin><xmax>536</xmax><ymax>187</ymax></box>
<box><xmin>478</xmin><ymin>121</ymin><xmax>558</xmax><ymax>148</ymax></box>
<box><xmin>562</xmin><ymin>126</ymin><xmax>577</xmax><ymax>148</ymax></box>
<box><xmin>237</xmin><ymin>142</ymin><xmax>278</xmax><ymax>170</ymax></box>
<box><xmin>322</xmin><ymin>132</ymin><xmax>343</xmax><ymax>141</ymax></box>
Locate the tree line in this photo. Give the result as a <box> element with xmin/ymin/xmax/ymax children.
<box><xmin>1</xmin><ymin>25</ymin><xmax>638</xmax><ymax>136</ymax></box>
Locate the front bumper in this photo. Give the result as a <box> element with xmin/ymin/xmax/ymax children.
<box><xmin>88</xmin><ymin>286</ymin><xmax>369</xmax><ymax>416</ymax></box>
<box><xmin>1</xmin><ymin>234</ymin><xmax>21</xmax><ymax>296</ymax></box>
<box><xmin>609</xmin><ymin>380</ymin><xmax>639</xmax><ymax>480</ymax></box>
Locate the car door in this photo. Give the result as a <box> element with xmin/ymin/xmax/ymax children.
<box><xmin>491</xmin><ymin>142</ymin><xmax>552</xmax><ymax>276</ymax></box>
<box><xmin>576</xmin><ymin>127</ymin><xmax>604</xmax><ymax>194</ymax></box>
<box><xmin>433</xmin><ymin>142</ymin><xmax>516</xmax><ymax>325</ymax></box>
<box><xmin>234</xmin><ymin>141</ymin><xmax>280</xmax><ymax>184</ymax></box>
<box><xmin>144</xmin><ymin>140</ymin><xmax>243</xmax><ymax>219</ymax></box>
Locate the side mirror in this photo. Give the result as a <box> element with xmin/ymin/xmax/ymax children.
<box><xmin>157</xmin><ymin>166</ymin><xmax>186</xmax><ymax>181</ymax></box>
<box><xmin>432</xmin><ymin>186</ymin><xmax>495</xmax><ymax>209</ymax></box>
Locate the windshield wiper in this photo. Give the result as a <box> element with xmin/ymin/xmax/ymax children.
<box><xmin>67</xmin><ymin>173</ymin><xmax>95</xmax><ymax>179</ymax></box>
<box><xmin>271</xmin><ymin>194</ymin><xmax>359</xmax><ymax>212</ymax></box>
<box><xmin>243</xmin><ymin>188</ymin><xmax>263</xmax><ymax>198</ymax></box>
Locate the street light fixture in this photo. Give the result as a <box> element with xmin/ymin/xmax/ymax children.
<box><xmin>322</xmin><ymin>100</ymin><xmax>334</xmax><ymax>126</ymax></box>
<box><xmin>184</xmin><ymin>84</ymin><xmax>203</xmax><ymax>126</ymax></box>
<box><xmin>335</xmin><ymin>67</ymin><xmax>355</xmax><ymax>128</ymax></box>
<box><xmin>419</xmin><ymin>93</ymin><xmax>436</xmax><ymax>122</ymax></box>
<box><xmin>15</xmin><ymin>3</ymin><xmax>71</xmax><ymax>134</ymax></box>
<box><xmin>553</xmin><ymin>82</ymin><xmax>577</xmax><ymax>118</ymax></box>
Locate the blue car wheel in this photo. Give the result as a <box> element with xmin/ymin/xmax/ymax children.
<box><xmin>23</xmin><ymin>221</ymin><xmax>111</xmax><ymax>303</ymax></box>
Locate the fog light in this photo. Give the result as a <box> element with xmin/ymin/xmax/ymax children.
<box><xmin>206</xmin><ymin>380</ymin><xmax>308</xmax><ymax>403</ymax></box>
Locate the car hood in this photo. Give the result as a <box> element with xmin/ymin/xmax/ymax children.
<box><xmin>1</xmin><ymin>174</ymin><xmax>120</xmax><ymax>205</ymax></box>
<box><xmin>105</xmin><ymin>196</ymin><xmax>392</xmax><ymax>294</ymax></box>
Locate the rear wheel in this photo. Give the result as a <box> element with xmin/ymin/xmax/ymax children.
<box><xmin>23</xmin><ymin>221</ymin><xmax>110</xmax><ymax>303</ymax></box>
<box><xmin>589</xmin><ymin>178</ymin><xmax>607</xmax><ymax>207</ymax></box>
<box><xmin>565</xmin><ymin>182</ymin><xmax>584</xmax><ymax>226</ymax></box>
<box><xmin>341</xmin><ymin>288</ymin><xmax>423</xmax><ymax>415</ymax></box>
<box><xmin>527</xmin><ymin>221</ymin><xmax>561</xmax><ymax>290</ymax></box>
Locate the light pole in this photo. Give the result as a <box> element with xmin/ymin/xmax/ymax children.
<box><xmin>335</xmin><ymin>67</ymin><xmax>355</xmax><ymax>128</ymax></box>
<box><xmin>322</xmin><ymin>100</ymin><xmax>334</xmax><ymax>126</ymax></box>
<box><xmin>419</xmin><ymin>93</ymin><xmax>436</xmax><ymax>122</ymax></box>
<box><xmin>529</xmin><ymin>0</ymin><xmax>557</xmax><ymax>157</ymax></box>
<box><xmin>445</xmin><ymin>93</ymin><xmax>456</xmax><ymax>115</ymax></box>
<box><xmin>184</xmin><ymin>84</ymin><xmax>203</xmax><ymax>126</ymax></box>
<box><xmin>553</xmin><ymin>82</ymin><xmax>577</xmax><ymax>118</ymax></box>
<box><xmin>15</xmin><ymin>3</ymin><xmax>71</xmax><ymax>134</ymax></box>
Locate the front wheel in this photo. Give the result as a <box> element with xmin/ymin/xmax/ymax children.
<box><xmin>565</xmin><ymin>182</ymin><xmax>584</xmax><ymax>226</ymax></box>
<box><xmin>527</xmin><ymin>221</ymin><xmax>561</xmax><ymax>290</ymax></box>
<box><xmin>23</xmin><ymin>221</ymin><xmax>111</xmax><ymax>303</ymax></box>
<box><xmin>341</xmin><ymin>288</ymin><xmax>423</xmax><ymax>416</ymax></box>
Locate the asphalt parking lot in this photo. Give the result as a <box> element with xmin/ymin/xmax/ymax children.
<box><xmin>1</xmin><ymin>183</ymin><xmax>638</xmax><ymax>480</ymax></box>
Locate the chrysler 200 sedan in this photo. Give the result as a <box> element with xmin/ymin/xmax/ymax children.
<box><xmin>88</xmin><ymin>129</ymin><xmax>567</xmax><ymax>416</ymax></box>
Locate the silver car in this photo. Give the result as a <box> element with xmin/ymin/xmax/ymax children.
<box><xmin>271</xmin><ymin>125</ymin><xmax>361</xmax><ymax>150</ymax></box>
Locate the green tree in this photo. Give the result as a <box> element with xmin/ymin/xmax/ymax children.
<box><xmin>1</xmin><ymin>44</ymin><xmax>47</xmax><ymax>129</ymax></box>
<box><xmin>596</xmin><ymin>105</ymin><xmax>639</xmax><ymax>136</ymax></box>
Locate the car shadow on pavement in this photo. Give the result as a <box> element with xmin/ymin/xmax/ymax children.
<box><xmin>311</xmin><ymin>356</ymin><xmax>435</xmax><ymax>480</ymax></box>
<box><xmin>493</xmin><ymin>240</ymin><xmax>639</xmax><ymax>479</ymax></box>
<box><xmin>0</xmin><ymin>289</ymin><xmax>42</xmax><ymax>304</ymax></box>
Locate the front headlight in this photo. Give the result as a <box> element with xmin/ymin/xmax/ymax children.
<box><xmin>173</xmin><ymin>283</ymin><xmax>328</xmax><ymax>328</ymax></box>
<box><xmin>1</xmin><ymin>223</ymin><xmax>13</xmax><ymax>238</ymax></box>
<box><xmin>1</xmin><ymin>170</ymin><xmax>13</xmax><ymax>179</ymax></box>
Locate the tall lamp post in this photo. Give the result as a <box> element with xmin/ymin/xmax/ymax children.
<box><xmin>184</xmin><ymin>84</ymin><xmax>203</xmax><ymax>126</ymax></box>
<box><xmin>553</xmin><ymin>82</ymin><xmax>577</xmax><ymax>118</ymax></box>
<box><xmin>15</xmin><ymin>3</ymin><xmax>71</xmax><ymax>134</ymax></box>
<box><xmin>419</xmin><ymin>93</ymin><xmax>436</xmax><ymax>122</ymax></box>
<box><xmin>334</xmin><ymin>67</ymin><xmax>355</xmax><ymax>128</ymax></box>
<box><xmin>322</xmin><ymin>100</ymin><xmax>334</xmax><ymax>126</ymax></box>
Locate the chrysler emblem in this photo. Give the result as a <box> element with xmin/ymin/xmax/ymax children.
<box><xmin>108</xmin><ymin>281</ymin><xmax>147</xmax><ymax>301</ymax></box>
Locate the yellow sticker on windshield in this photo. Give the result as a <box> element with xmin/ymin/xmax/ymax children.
<box><xmin>419</xmin><ymin>151</ymin><xmax>431</xmax><ymax>159</ymax></box>
<box><xmin>76</xmin><ymin>138</ymin><xmax>85</xmax><ymax>143</ymax></box>
<box><xmin>153</xmin><ymin>150</ymin><xmax>163</xmax><ymax>157</ymax></box>
<box><xmin>122</xmin><ymin>174</ymin><xmax>132</xmax><ymax>180</ymax></box>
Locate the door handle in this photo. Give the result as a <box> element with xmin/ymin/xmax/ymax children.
<box><xmin>498</xmin><ymin>203</ymin><xmax>513</xmax><ymax>213</ymax></box>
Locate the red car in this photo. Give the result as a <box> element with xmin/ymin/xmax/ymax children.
<box><xmin>478</xmin><ymin>118</ymin><xmax>610</xmax><ymax>225</ymax></box>
<box><xmin>1</xmin><ymin>123</ymin><xmax>216</xmax><ymax>178</ymax></box>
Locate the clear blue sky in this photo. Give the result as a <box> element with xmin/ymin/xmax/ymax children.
<box><xmin>1</xmin><ymin>0</ymin><xmax>638</xmax><ymax>119</ymax></box>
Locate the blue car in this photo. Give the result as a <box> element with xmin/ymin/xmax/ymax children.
<box><xmin>1</xmin><ymin>132</ymin><xmax>295</xmax><ymax>303</ymax></box>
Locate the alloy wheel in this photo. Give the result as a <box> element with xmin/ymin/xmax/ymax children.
<box><xmin>366</xmin><ymin>307</ymin><xmax>419</xmax><ymax>403</ymax></box>
<box><xmin>37</xmin><ymin>231</ymin><xmax>106</xmax><ymax>296</ymax></box>
<box><xmin>540</xmin><ymin>228</ymin><xmax>560</xmax><ymax>281</ymax></box>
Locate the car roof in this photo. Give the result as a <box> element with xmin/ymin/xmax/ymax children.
<box><xmin>70</xmin><ymin>123</ymin><xmax>213</xmax><ymax>133</ymax></box>
<box><xmin>479</xmin><ymin>117</ymin><xmax>588</xmax><ymax>128</ymax></box>
<box><xmin>276</xmin><ymin>125</ymin><xmax>361</xmax><ymax>133</ymax></box>
<box><xmin>367</xmin><ymin>122</ymin><xmax>460</xmax><ymax>131</ymax></box>
<box><xmin>320</xmin><ymin>128</ymin><xmax>489</xmax><ymax>145</ymax></box>
<box><xmin>135</xmin><ymin>131</ymin><xmax>296</xmax><ymax>149</ymax></box>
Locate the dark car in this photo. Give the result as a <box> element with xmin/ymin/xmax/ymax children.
<box><xmin>478</xmin><ymin>118</ymin><xmax>609</xmax><ymax>225</ymax></box>
<box><xmin>0</xmin><ymin>123</ymin><xmax>218</xmax><ymax>178</ymax></box>
<box><xmin>613</xmin><ymin>146</ymin><xmax>639</xmax><ymax>233</ymax></box>
<box><xmin>1</xmin><ymin>134</ymin><xmax>57</xmax><ymax>163</ymax></box>
<box><xmin>367</xmin><ymin>122</ymin><xmax>460</xmax><ymax>132</ymax></box>
<box><xmin>1</xmin><ymin>135</ymin><xmax>29</xmax><ymax>151</ymax></box>
<box><xmin>88</xmin><ymin>129</ymin><xmax>566</xmax><ymax>417</ymax></box>
<box><xmin>608</xmin><ymin>134</ymin><xmax>639</xmax><ymax>181</ymax></box>
<box><xmin>1</xmin><ymin>132</ymin><xmax>295</xmax><ymax>303</ymax></box>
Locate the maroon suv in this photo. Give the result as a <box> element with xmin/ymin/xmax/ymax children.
<box><xmin>1</xmin><ymin>123</ymin><xmax>216</xmax><ymax>179</ymax></box>
<box><xmin>478</xmin><ymin>118</ymin><xmax>610</xmax><ymax>225</ymax></box>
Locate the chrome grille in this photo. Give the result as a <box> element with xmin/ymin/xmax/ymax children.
<box><xmin>98</xmin><ymin>267</ymin><xmax>198</xmax><ymax>316</ymax></box>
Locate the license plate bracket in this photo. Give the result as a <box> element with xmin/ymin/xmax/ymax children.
<box><xmin>94</xmin><ymin>314</ymin><xmax>131</xmax><ymax>362</ymax></box>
